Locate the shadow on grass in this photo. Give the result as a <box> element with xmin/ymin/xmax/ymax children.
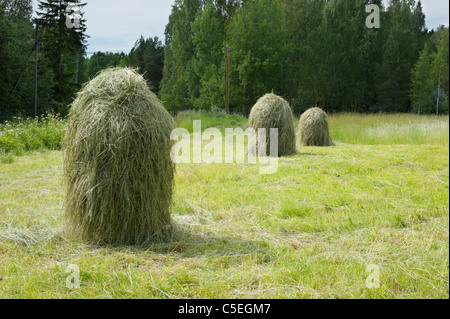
<box><xmin>96</xmin><ymin>223</ymin><xmax>271</xmax><ymax>258</ymax></box>
<box><xmin>0</xmin><ymin>223</ymin><xmax>271</xmax><ymax>259</ymax></box>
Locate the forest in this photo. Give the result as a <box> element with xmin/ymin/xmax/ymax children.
<box><xmin>0</xmin><ymin>0</ymin><xmax>448</xmax><ymax>120</ymax></box>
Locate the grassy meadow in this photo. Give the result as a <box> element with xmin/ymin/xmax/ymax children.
<box><xmin>0</xmin><ymin>112</ymin><xmax>448</xmax><ymax>299</ymax></box>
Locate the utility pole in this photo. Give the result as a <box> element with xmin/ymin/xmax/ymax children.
<box><xmin>226</xmin><ymin>45</ymin><xmax>230</xmax><ymax>115</ymax></box>
<box><xmin>34</xmin><ymin>21</ymin><xmax>39</xmax><ymax>119</ymax></box>
<box><xmin>436</xmin><ymin>70</ymin><xmax>441</xmax><ymax>116</ymax></box>
<box><xmin>75</xmin><ymin>53</ymin><xmax>80</xmax><ymax>84</ymax></box>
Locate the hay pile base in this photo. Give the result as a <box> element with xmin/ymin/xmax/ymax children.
<box><xmin>247</xmin><ymin>93</ymin><xmax>297</xmax><ymax>157</ymax></box>
<box><xmin>63</xmin><ymin>67</ymin><xmax>175</xmax><ymax>245</ymax></box>
<box><xmin>298</xmin><ymin>107</ymin><xmax>334</xmax><ymax>147</ymax></box>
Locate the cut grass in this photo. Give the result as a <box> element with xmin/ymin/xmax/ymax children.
<box><xmin>0</xmin><ymin>114</ymin><xmax>448</xmax><ymax>299</ymax></box>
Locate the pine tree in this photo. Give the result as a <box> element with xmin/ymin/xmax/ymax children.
<box><xmin>410</xmin><ymin>43</ymin><xmax>433</xmax><ymax>114</ymax></box>
<box><xmin>82</xmin><ymin>51</ymin><xmax>125</xmax><ymax>81</ymax></box>
<box><xmin>280</xmin><ymin>0</ymin><xmax>326</xmax><ymax>114</ymax></box>
<box><xmin>36</xmin><ymin>0</ymin><xmax>88</xmax><ymax>108</ymax></box>
<box><xmin>0</xmin><ymin>0</ymin><xmax>55</xmax><ymax>119</ymax></box>
<box><xmin>125</xmin><ymin>37</ymin><xmax>165</xmax><ymax>94</ymax></box>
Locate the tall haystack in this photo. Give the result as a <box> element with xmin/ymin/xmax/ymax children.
<box><xmin>63</xmin><ymin>67</ymin><xmax>175</xmax><ymax>245</ymax></box>
<box><xmin>247</xmin><ymin>93</ymin><xmax>297</xmax><ymax>157</ymax></box>
<box><xmin>298</xmin><ymin>107</ymin><xmax>334</xmax><ymax>147</ymax></box>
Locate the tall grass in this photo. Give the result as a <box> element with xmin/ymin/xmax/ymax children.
<box><xmin>0</xmin><ymin>113</ymin><xmax>65</xmax><ymax>163</ymax></box>
<box><xmin>329</xmin><ymin>113</ymin><xmax>449</xmax><ymax>146</ymax></box>
<box><xmin>0</xmin><ymin>113</ymin><xmax>65</xmax><ymax>154</ymax></box>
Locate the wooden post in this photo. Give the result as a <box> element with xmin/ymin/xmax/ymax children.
<box><xmin>75</xmin><ymin>53</ymin><xmax>80</xmax><ymax>84</ymax></box>
<box><xmin>226</xmin><ymin>45</ymin><xmax>230</xmax><ymax>115</ymax></box>
<box><xmin>34</xmin><ymin>22</ymin><xmax>39</xmax><ymax>119</ymax></box>
<box><xmin>436</xmin><ymin>70</ymin><xmax>441</xmax><ymax>116</ymax></box>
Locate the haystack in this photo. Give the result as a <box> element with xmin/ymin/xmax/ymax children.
<box><xmin>247</xmin><ymin>93</ymin><xmax>296</xmax><ymax>157</ymax></box>
<box><xmin>298</xmin><ymin>107</ymin><xmax>334</xmax><ymax>147</ymax></box>
<box><xmin>63</xmin><ymin>67</ymin><xmax>175</xmax><ymax>245</ymax></box>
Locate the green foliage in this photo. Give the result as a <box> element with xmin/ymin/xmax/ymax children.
<box><xmin>410</xmin><ymin>44</ymin><xmax>434</xmax><ymax>114</ymax></box>
<box><xmin>432</xmin><ymin>27</ymin><xmax>449</xmax><ymax>114</ymax></box>
<box><xmin>0</xmin><ymin>151</ymin><xmax>15</xmax><ymax>164</ymax></box>
<box><xmin>0</xmin><ymin>0</ymin><xmax>55</xmax><ymax>120</ymax></box>
<box><xmin>280</xmin><ymin>0</ymin><xmax>327</xmax><ymax>113</ymax></box>
<box><xmin>36</xmin><ymin>0</ymin><xmax>88</xmax><ymax>109</ymax></box>
<box><xmin>375</xmin><ymin>0</ymin><xmax>428</xmax><ymax>112</ymax></box>
<box><xmin>160</xmin><ymin>0</ymin><xmax>433</xmax><ymax>115</ymax></box>
<box><xmin>0</xmin><ymin>113</ymin><xmax>65</xmax><ymax>155</ymax></box>
<box><xmin>122</xmin><ymin>37</ymin><xmax>165</xmax><ymax>93</ymax></box>
<box><xmin>190</xmin><ymin>2</ymin><xmax>228</xmax><ymax>110</ymax></box>
<box><xmin>159</xmin><ymin>0</ymin><xmax>204</xmax><ymax>112</ymax></box>
<box><xmin>2</xmin><ymin>0</ymin><xmax>445</xmax><ymax>119</ymax></box>
<box><xmin>228</xmin><ymin>0</ymin><xmax>289</xmax><ymax>115</ymax></box>
<box><xmin>82</xmin><ymin>51</ymin><xmax>126</xmax><ymax>81</ymax></box>
<box><xmin>312</xmin><ymin>0</ymin><xmax>369</xmax><ymax>112</ymax></box>
<box><xmin>411</xmin><ymin>27</ymin><xmax>450</xmax><ymax>114</ymax></box>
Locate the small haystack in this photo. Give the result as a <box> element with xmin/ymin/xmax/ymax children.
<box><xmin>247</xmin><ymin>93</ymin><xmax>297</xmax><ymax>157</ymax></box>
<box><xmin>298</xmin><ymin>107</ymin><xmax>334</xmax><ymax>147</ymax></box>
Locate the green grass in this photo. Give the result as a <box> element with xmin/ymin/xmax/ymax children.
<box><xmin>0</xmin><ymin>113</ymin><xmax>448</xmax><ymax>299</ymax></box>
<box><xmin>328</xmin><ymin>113</ymin><xmax>449</xmax><ymax>146</ymax></box>
<box><xmin>174</xmin><ymin>110</ymin><xmax>248</xmax><ymax>133</ymax></box>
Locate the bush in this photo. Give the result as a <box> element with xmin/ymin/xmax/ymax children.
<box><xmin>0</xmin><ymin>113</ymin><xmax>66</xmax><ymax>155</ymax></box>
<box><xmin>0</xmin><ymin>151</ymin><xmax>14</xmax><ymax>164</ymax></box>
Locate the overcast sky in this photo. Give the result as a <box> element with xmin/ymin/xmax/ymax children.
<box><xmin>33</xmin><ymin>0</ymin><xmax>449</xmax><ymax>55</ymax></box>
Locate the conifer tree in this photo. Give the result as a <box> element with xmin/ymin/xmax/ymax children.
<box><xmin>36</xmin><ymin>0</ymin><xmax>88</xmax><ymax>108</ymax></box>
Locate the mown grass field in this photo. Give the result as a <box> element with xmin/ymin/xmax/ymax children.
<box><xmin>0</xmin><ymin>113</ymin><xmax>448</xmax><ymax>299</ymax></box>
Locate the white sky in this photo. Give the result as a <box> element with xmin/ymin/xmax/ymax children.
<box><xmin>32</xmin><ymin>0</ymin><xmax>450</xmax><ymax>54</ymax></box>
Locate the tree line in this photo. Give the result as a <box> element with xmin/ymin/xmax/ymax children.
<box><xmin>0</xmin><ymin>0</ymin><xmax>166</xmax><ymax>120</ymax></box>
<box><xmin>0</xmin><ymin>0</ymin><xmax>87</xmax><ymax>120</ymax></box>
<box><xmin>0</xmin><ymin>0</ymin><xmax>448</xmax><ymax>121</ymax></box>
<box><xmin>160</xmin><ymin>0</ymin><xmax>449</xmax><ymax>115</ymax></box>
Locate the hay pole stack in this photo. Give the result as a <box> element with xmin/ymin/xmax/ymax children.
<box><xmin>63</xmin><ymin>67</ymin><xmax>175</xmax><ymax>245</ymax></box>
<box><xmin>247</xmin><ymin>93</ymin><xmax>297</xmax><ymax>157</ymax></box>
<box><xmin>298</xmin><ymin>107</ymin><xmax>334</xmax><ymax>147</ymax></box>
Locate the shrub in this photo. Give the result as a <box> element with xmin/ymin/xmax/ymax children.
<box><xmin>0</xmin><ymin>113</ymin><xmax>65</xmax><ymax>154</ymax></box>
<box><xmin>63</xmin><ymin>67</ymin><xmax>176</xmax><ymax>245</ymax></box>
<box><xmin>247</xmin><ymin>93</ymin><xmax>296</xmax><ymax>156</ymax></box>
<box><xmin>0</xmin><ymin>151</ymin><xmax>14</xmax><ymax>164</ymax></box>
